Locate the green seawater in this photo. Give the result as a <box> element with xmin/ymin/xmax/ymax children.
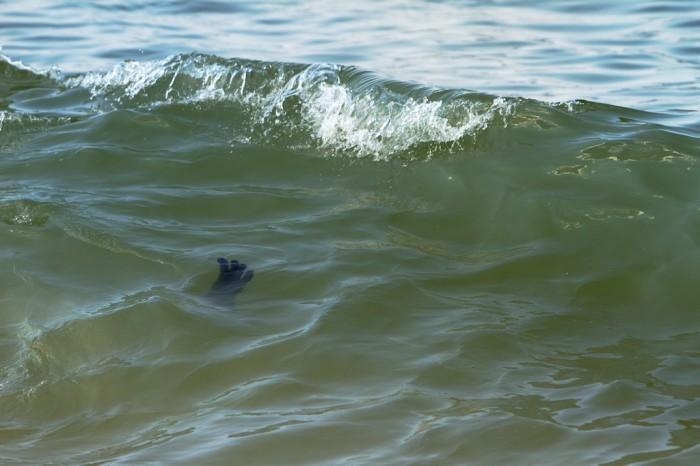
<box><xmin>2</xmin><ymin>1</ymin><xmax>700</xmax><ymax>465</ymax></box>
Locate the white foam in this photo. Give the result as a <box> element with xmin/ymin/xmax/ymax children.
<box><xmin>67</xmin><ymin>58</ymin><xmax>171</xmax><ymax>100</ymax></box>
<box><xmin>301</xmin><ymin>84</ymin><xmax>513</xmax><ymax>159</ymax></box>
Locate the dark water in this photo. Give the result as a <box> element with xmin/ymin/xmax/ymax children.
<box><xmin>2</xmin><ymin>1</ymin><xmax>700</xmax><ymax>465</ymax></box>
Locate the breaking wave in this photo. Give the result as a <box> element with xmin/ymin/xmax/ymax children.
<box><xmin>63</xmin><ymin>53</ymin><xmax>519</xmax><ymax>159</ymax></box>
<box><xmin>3</xmin><ymin>53</ymin><xmax>690</xmax><ymax>161</ymax></box>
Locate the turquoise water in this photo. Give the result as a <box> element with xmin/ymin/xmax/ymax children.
<box><xmin>2</xmin><ymin>1</ymin><xmax>700</xmax><ymax>464</ymax></box>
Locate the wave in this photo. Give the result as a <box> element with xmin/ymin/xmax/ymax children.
<box><xmin>62</xmin><ymin>53</ymin><xmax>521</xmax><ymax>159</ymax></box>
<box><xmin>1</xmin><ymin>53</ymin><xmax>696</xmax><ymax>161</ymax></box>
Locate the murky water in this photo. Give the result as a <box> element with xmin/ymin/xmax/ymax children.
<box><xmin>1</xmin><ymin>1</ymin><xmax>700</xmax><ymax>464</ymax></box>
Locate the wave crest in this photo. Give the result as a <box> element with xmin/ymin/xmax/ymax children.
<box><xmin>64</xmin><ymin>53</ymin><xmax>515</xmax><ymax>160</ymax></box>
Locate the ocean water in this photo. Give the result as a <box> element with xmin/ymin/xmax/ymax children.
<box><xmin>1</xmin><ymin>1</ymin><xmax>700</xmax><ymax>464</ymax></box>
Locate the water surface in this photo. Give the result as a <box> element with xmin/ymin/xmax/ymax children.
<box><xmin>1</xmin><ymin>1</ymin><xmax>700</xmax><ymax>464</ymax></box>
